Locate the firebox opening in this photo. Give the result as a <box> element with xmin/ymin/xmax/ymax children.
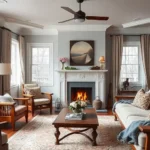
<box><xmin>71</xmin><ymin>87</ymin><xmax>92</xmax><ymax>104</ymax></box>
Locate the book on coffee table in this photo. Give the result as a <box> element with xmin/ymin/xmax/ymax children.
<box><xmin>65</xmin><ymin>113</ymin><xmax>83</xmax><ymax>120</ymax></box>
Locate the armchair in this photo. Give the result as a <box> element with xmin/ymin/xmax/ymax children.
<box><xmin>0</xmin><ymin>98</ymin><xmax>29</xmax><ymax>131</ymax></box>
<box><xmin>0</xmin><ymin>122</ymin><xmax>8</xmax><ymax>150</ymax></box>
<box><xmin>22</xmin><ymin>84</ymin><xmax>53</xmax><ymax>116</ymax></box>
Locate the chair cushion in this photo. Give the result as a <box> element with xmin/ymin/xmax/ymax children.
<box><xmin>1</xmin><ymin>132</ymin><xmax>8</xmax><ymax>145</ymax></box>
<box><xmin>132</xmin><ymin>89</ymin><xmax>150</xmax><ymax>110</ymax></box>
<box><xmin>24</xmin><ymin>86</ymin><xmax>43</xmax><ymax>99</ymax></box>
<box><xmin>34</xmin><ymin>98</ymin><xmax>50</xmax><ymax>106</ymax></box>
<box><xmin>15</xmin><ymin>105</ymin><xmax>27</xmax><ymax>115</ymax></box>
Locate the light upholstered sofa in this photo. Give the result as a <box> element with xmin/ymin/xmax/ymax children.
<box><xmin>0</xmin><ymin>122</ymin><xmax>8</xmax><ymax>150</ymax></box>
<box><xmin>114</xmin><ymin>95</ymin><xmax>150</xmax><ymax>150</ymax></box>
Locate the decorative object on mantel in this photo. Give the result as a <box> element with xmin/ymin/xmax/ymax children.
<box><xmin>70</xmin><ymin>40</ymin><xmax>94</xmax><ymax>66</ymax></box>
<box><xmin>65</xmin><ymin>66</ymin><xmax>78</xmax><ymax>70</ymax></box>
<box><xmin>59</xmin><ymin>57</ymin><xmax>68</xmax><ymax>70</ymax></box>
<box><xmin>93</xmin><ymin>96</ymin><xmax>102</xmax><ymax>110</ymax></box>
<box><xmin>99</xmin><ymin>56</ymin><xmax>105</xmax><ymax>69</ymax></box>
<box><xmin>90</xmin><ymin>66</ymin><xmax>100</xmax><ymax>70</ymax></box>
<box><xmin>69</xmin><ymin>100</ymin><xmax>87</xmax><ymax>114</ymax></box>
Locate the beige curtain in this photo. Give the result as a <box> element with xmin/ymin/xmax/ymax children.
<box><xmin>140</xmin><ymin>35</ymin><xmax>150</xmax><ymax>90</ymax></box>
<box><xmin>1</xmin><ymin>29</ymin><xmax>12</xmax><ymax>94</ymax></box>
<box><xmin>18</xmin><ymin>36</ymin><xmax>25</xmax><ymax>96</ymax></box>
<box><xmin>112</xmin><ymin>35</ymin><xmax>123</xmax><ymax>99</ymax></box>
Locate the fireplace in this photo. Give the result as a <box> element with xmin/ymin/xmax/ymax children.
<box><xmin>67</xmin><ymin>82</ymin><xmax>95</xmax><ymax>106</ymax></box>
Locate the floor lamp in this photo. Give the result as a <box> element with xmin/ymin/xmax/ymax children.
<box><xmin>0</xmin><ymin>63</ymin><xmax>11</xmax><ymax>94</ymax></box>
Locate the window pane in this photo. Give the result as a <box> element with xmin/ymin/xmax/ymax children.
<box><xmin>128</xmin><ymin>56</ymin><xmax>138</xmax><ymax>64</ymax></box>
<box><xmin>121</xmin><ymin>46</ymin><xmax>139</xmax><ymax>83</ymax></box>
<box><xmin>31</xmin><ymin>46</ymin><xmax>51</xmax><ymax>85</ymax></box>
<box><xmin>11</xmin><ymin>41</ymin><xmax>19</xmax><ymax>85</ymax></box>
<box><xmin>122</xmin><ymin>56</ymin><xmax>126</xmax><ymax>64</ymax></box>
<box><xmin>32</xmin><ymin>48</ymin><xmax>38</xmax><ymax>56</ymax></box>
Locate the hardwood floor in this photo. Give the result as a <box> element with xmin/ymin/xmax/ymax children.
<box><xmin>1</xmin><ymin>108</ymin><xmax>113</xmax><ymax>138</ymax></box>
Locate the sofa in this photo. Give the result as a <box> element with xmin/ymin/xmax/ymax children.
<box><xmin>114</xmin><ymin>95</ymin><xmax>150</xmax><ymax>150</ymax></box>
<box><xmin>0</xmin><ymin>122</ymin><xmax>8</xmax><ymax>150</ymax></box>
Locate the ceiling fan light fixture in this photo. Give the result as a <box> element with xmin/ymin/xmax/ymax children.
<box><xmin>74</xmin><ymin>18</ymin><xmax>85</xmax><ymax>23</ymax></box>
<box><xmin>0</xmin><ymin>0</ymin><xmax>7</xmax><ymax>3</ymax></box>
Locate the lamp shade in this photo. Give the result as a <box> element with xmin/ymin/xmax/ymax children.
<box><xmin>0</xmin><ymin>63</ymin><xmax>11</xmax><ymax>75</ymax></box>
<box><xmin>99</xmin><ymin>56</ymin><xmax>105</xmax><ymax>62</ymax></box>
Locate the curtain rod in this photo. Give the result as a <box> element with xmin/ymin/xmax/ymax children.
<box><xmin>0</xmin><ymin>26</ymin><xmax>22</xmax><ymax>37</ymax></box>
<box><xmin>109</xmin><ymin>34</ymin><xmax>141</xmax><ymax>37</ymax></box>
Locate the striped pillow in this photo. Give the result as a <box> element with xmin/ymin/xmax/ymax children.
<box><xmin>132</xmin><ymin>89</ymin><xmax>150</xmax><ymax>110</ymax></box>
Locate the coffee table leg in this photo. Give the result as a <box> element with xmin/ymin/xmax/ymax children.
<box><xmin>92</xmin><ymin>128</ymin><xmax>97</xmax><ymax>146</ymax></box>
<box><xmin>55</xmin><ymin>127</ymin><xmax>60</xmax><ymax>145</ymax></box>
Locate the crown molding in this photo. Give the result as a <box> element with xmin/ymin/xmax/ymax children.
<box><xmin>3</xmin><ymin>23</ymin><xmax>111</xmax><ymax>35</ymax></box>
<box><xmin>122</xmin><ymin>18</ymin><xmax>150</xmax><ymax>28</ymax></box>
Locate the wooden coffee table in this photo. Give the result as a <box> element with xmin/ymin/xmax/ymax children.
<box><xmin>52</xmin><ymin>108</ymin><xmax>99</xmax><ymax>146</ymax></box>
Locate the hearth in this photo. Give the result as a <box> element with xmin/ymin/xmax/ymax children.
<box><xmin>67</xmin><ymin>82</ymin><xmax>95</xmax><ymax>105</ymax></box>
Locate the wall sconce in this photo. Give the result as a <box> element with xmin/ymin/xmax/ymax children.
<box><xmin>99</xmin><ymin>56</ymin><xmax>105</xmax><ymax>70</ymax></box>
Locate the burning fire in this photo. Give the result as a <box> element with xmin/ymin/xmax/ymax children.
<box><xmin>76</xmin><ymin>91</ymin><xmax>87</xmax><ymax>101</ymax></box>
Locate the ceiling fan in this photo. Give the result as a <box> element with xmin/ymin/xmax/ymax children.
<box><xmin>59</xmin><ymin>0</ymin><xmax>109</xmax><ymax>23</ymax></box>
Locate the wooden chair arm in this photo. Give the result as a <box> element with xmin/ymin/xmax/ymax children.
<box><xmin>41</xmin><ymin>92</ymin><xmax>53</xmax><ymax>101</ymax></box>
<box><xmin>115</xmin><ymin>95</ymin><xmax>135</xmax><ymax>101</ymax></box>
<box><xmin>139</xmin><ymin>126</ymin><xmax>150</xmax><ymax>133</ymax></box>
<box><xmin>23</xmin><ymin>94</ymin><xmax>34</xmax><ymax>98</ymax></box>
<box><xmin>13</xmin><ymin>98</ymin><xmax>29</xmax><ymax>101</ymax></box>
<box><xmin>41</xmin><ymin>92</ymin><xmax>53</xmax><ymax>96</ymax></box>
<box><xmin>0</xmin><ymin>102</ymin><xmax>15</xmax><ymax>106</ymax></box>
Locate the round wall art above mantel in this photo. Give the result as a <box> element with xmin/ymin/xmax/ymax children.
<box><xmin>70</xmin><ymin>40</ymin><xmax>94</xmax><ymax>66</ymax></box>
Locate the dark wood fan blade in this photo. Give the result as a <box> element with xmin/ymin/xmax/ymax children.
<box><xmin>86</xmin><ymin>16</ymin><xmax>109</xmax><ymax>20</ymax></box>
<box><xmin>61</xmin><ymin>7</ymin><xmax>76</xmax><ymax>15</ymax></box>
<box><xmin>58</xmin><ymin>18</ymin><xmax>74</xmax><ymax>23</ymax></box>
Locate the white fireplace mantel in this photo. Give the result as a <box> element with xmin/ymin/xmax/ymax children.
<box><xmin>56</xmin><ymin>70</ymin><xmax>108</xmax><ymax>108</ymax></box>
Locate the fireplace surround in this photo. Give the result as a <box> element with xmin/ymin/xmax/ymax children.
<box><xmin>57</xmin><ymin>70</ymin><xmax>108</xmax><ymax>109</ymax></box>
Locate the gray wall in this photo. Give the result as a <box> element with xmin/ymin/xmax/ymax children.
<box><xmin>58</xmin><ymin>31</ymin><xmax>106</xmax><ymax>69</ymax></box>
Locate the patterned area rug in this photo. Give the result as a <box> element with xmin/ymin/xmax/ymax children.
<box><xmin>8</xmin><ymin>115</ymin><xmax>131</xmax><ymax>150</ymax></box>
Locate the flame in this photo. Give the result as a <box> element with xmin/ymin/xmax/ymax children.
<box><xmin>76</xmin><ymin>91</ymin><xmax>87</xmax><ymax>101</ymax></box>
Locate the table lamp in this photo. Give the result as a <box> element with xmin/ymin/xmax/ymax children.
<box><xmin>0</xmin><ymin>63</ymin><xmax>11</xmax><ymax>94</ymax></box>
<box><xmin>99</xmin><ymin>56</ymin><xmax>105</xmax><ymax>70</ymax></box>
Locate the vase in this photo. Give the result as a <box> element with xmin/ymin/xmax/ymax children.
<box><xmin>72</xmin><ymin>108</ymin><xmax>83</xmax><ymax>114</ymax></box>
<box><xmin>61</xmin><ymin>62</ymin><xmax>65</xmax><ymax>70</ymax></box>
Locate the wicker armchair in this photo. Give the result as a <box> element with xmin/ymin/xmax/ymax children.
<box><xmin>22</xmin><ymin>84</ymin><xmax>53</xmax><ymax>116</ymax></box>
<box><xmin>0</xmin><ymin>98</ymin><xmax>29</xmax><ymax>131</ymax></box>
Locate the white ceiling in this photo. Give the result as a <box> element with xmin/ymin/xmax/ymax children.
<box><xmin>0</xmin><ymin>0</ymin><xmax>150</xmax><ymax>34</ymax></box>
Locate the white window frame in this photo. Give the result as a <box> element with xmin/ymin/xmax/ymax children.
<box><xmin>11</xmin><ymin>39</ymin><xmax>19</xmax><ymax>86</ymax></box>
<box><xmin>121</xmin><ymin>41</ymin><xmax>141</xmax><ymax>86</ymax></box>
<box><xmin>27</xmin><ymin>43</ymin><xmax>53</xmax><ymax>86</ymax></box>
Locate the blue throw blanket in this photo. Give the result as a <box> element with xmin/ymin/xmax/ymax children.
<box><xmin>112</xmin><ymin>100</ymin><xmax>133</xmax><ymax>113</ymax></box>
<box><xmin>117</xmin><ymin>120</ymin><xmax>150</xmax><ymax>145</ymax></box>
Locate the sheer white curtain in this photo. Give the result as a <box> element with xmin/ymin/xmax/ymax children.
<box><xmin>140</xmin><ymin>35</ymin><xmax>150</xmax><ymax>90</ymax></box>
<box><xmin>1</xmin><ymin>29</ymin><xmax>12</xmax><ymax>94</ymax></box>
<box><xmin>112</xmin><ymin>35</ymin><xmax>123</xmax><ymax>99</ymax></box>
<box><xmin>18</xmin><ymin>36</ymin><xmax>25</xmax><ymax>96</ymax></box>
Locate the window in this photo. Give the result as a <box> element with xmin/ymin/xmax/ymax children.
<box><xmin>27</xmin><ymin>43</ymin><xmax>53</xmax><ymax>86</ymax></box>
<box><xmin>11</xmin><ymin>39</ymin><xmax>19</xmax><ymax>86</ymax></box>
<box><xmin>121</xmin><ymin>46</ymin><xmax>139</xmax><ymax>83</ymax></box>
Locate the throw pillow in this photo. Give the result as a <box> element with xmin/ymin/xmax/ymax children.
<box><xmin>0</xmin><ymin>93</ymin><xmax>14</xmax><ymax>103</ymax></box>
<box><xmin>132</xmin><ymin>89</ymin><xmax>150</xmax><ymax>110</ymax></box>
<box><xmin>24</xmin><ymin>86</ymin><xmax>43</xmax><ymax>99</ymax></box>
